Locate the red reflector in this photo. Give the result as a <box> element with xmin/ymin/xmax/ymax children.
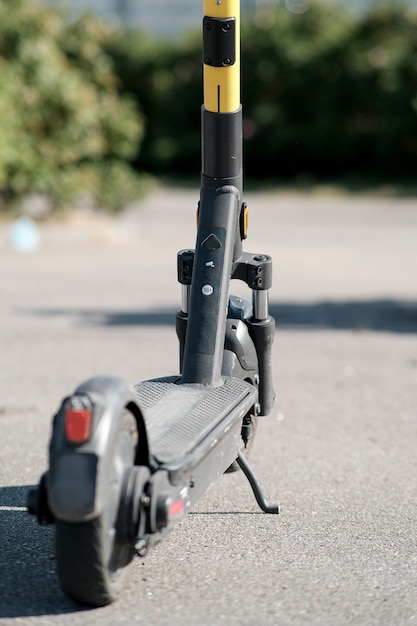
<box><xmin>168</xmin><ymin>500</ymin><xmax>185</xmax><ymax>518</ymax></box>
<box><xmin>65</xmin><ymin>409</ymin><xmax>92</xmax><ymax>443</ymax></box>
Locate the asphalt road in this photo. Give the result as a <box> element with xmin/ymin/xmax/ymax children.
<box><xmin>0</xmin><ymin>185</ymin><xmax>416</xmax><ymax>625</ymax></box>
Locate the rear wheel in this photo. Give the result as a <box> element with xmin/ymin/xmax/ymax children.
<box><xmin>55</xmin><ymin>411</ymin><xmax>138</xmax><ymax>606</ymax></box>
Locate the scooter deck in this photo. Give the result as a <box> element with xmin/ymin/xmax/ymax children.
<box><xmin>134</xmin><ymin>376</ymin><xmax>256</xmax><ymax>467</ymax></box>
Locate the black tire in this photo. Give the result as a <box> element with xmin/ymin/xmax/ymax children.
<box><xmin>55</xmin><ymin>411</ymin><xmax>138</xmax><ymax>606</ymax></box>
<box><xmin>223</xmin><ymin>324</ymin><xmax>259</xmax><ymax>473</ymax></box>
<box><xmin>223</xmin><ymin>299</ymin><xmax>260</xmax><ymax>473</ymax></box>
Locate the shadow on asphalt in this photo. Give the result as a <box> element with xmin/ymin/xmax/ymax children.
<box><xmin>272</xmin><ymin>299</ymin><xmax>417</xmax><ymax>333</ymax></box>
<box><xmin>0</xmin><ymin>486</ymin><xmax>83</xmax><ymax>618</ymax></box>
<box><xmin>0</xmin><ymin>490</ymin><xmax>265</xmax><ymax>618</ymax></box>
<box><xmin>24</xmin><ymin>298</ymin><xmax>417</xmax><ymax>333</ymax></box>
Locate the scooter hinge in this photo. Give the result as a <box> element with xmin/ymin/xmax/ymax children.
<box><xmin>177</xmin><ymin>249</ymin><xmax>194</xmax><ymax>285</ymax></box>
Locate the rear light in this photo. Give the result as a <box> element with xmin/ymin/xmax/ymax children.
<box><xmin>168</xmin><ymin>499</ymin><xmax>185</xmax><ymax>518</ymax></box>
<box><xmin>155</xmin><ymin>495</ymin><xmax>186</xmax><ymax>530</ymax></box>
<box><xmin>65</xmin><ymin>397</ymin><xmax>93</xmax><ymax>444</ymax></box>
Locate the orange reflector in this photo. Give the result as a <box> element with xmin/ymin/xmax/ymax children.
<box><xmin>240</xmin><ymin>202</ymin><xmax>248</xmax><ymax>240</ymax></box>
<box><xmin>243</xmin><ymin>205</ymin><xmax>248</xmax><ymax>237</ymax></box>
<box><xmin>65</xmin><ymin>409</ymin><xmax>92</xmax><ymax>444</ymax></box>
<box><xmin>168</xmin><ymin>500</ymin><xmax>185</xmax><ymax>518</ymax></box>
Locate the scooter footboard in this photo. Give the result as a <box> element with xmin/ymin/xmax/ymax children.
<box><xmin>44</xmin><ymin>374</ymin><xmax>256</xmax><ymax>525</ymax></box>
<box><xmin>135</xmin><ymin>376</ymin><xmax>256</xmax><ymax>470</ymax></box>
<box><xmin>134</xmin><ymin>375</ymin><xmax>258</xmax><ymax>537</ymax></box>
<box><xmin>47</xmin><ymin>376</ymin><xmax>149</xmax><ymax>523</ymax></box>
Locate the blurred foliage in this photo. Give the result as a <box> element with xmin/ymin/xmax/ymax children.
<box><xmin>0</xmin><ymin>0</ymin><xmax>145</xmax><ymax>212</ymax></box>
<box><xmin>107</xmin><ymin>2</ymin><xmax>417</xmax><ymax>181</ymax></box>
<box><xmin>106</xmin><ymin>31</ymin><xmax>202</xmax><ymax>174</ymax></box>
<box><xmin>1</xmin><ymin>0</ymin><xmax>415</xmax><ymax>212</ymax></box>
<box><xmin>241</xmin><ymin>2</ymin><xmax>417</xmax><ymax>179</ymax></box>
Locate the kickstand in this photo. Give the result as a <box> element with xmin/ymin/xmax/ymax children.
<box><xmin>236</xmin><ymin>452</ymin><xmax>279</xmax><ymax>514</ymax></box>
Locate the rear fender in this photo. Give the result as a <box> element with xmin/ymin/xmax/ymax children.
<box><xmin>47</xmin><ymin>376</ymin><xmax>149</xmax><ymax>523</ymax></box>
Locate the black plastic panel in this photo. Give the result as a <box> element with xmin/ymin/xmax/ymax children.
<box><xmin>203</xmin><ymin>17</ymin><xmax>236</xmax><ymax>67</ymax></box>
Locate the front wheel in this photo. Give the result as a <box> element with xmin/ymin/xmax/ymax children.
<box><xmin>226</xmin><ymin>409</ymin><xmax>258</xmax><ymax>473</ymax></box>
<box><xmin>223</xmin><ymin>300</ymin><xmax>260</xmax><ymax>473</ymax></box>
<box><xmin>55</xmin><ymin>411</ymin><xmax>138</xmax><ymax>606</ymax></box>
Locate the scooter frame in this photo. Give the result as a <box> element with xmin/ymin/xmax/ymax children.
<box><xmin>28</xmin><ymin>0</ymin><xmax>279</xmax><ymax>607</ymax></box>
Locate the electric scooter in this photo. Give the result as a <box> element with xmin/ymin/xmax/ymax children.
<box><xmin>27</xmin><ymin>0</ymin><xmax>279</xmax><ymax>606</ymax></box>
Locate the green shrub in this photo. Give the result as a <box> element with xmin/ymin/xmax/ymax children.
<box><xmin>106</xmin><ymin>30</ymin><xmax>201</xmax><ymax>174</ymax></box>
<box><xmin>108</xmin><ymin>2</ymin><xmax>417</xmax><ymax>182</ymax></box>
<box><xmin>241</xmin><ymin>3</ymin><xmax>417</xmax><ymax>179</ymax></box>
<box><xmin>0</xmin><ymin>0</ymin><xmax>145</xmax><ymax>211</ymax></box>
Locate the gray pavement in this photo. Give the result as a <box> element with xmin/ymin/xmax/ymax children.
<box><xmin>0</xmin><ymin>185</ymin><xmax>416</xmax><ymax>625</ymax></box>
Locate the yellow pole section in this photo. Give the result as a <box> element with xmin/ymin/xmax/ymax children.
<box><xmin>203</xmin><ymin>0</ymin><xmax>240</xmax><ymax>113</ymax></box>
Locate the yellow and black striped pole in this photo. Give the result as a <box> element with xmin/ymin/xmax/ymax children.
<box><xmin>203</xmin><ymin>0</ymin><xmax>240</xmax><ymax>114</ymax></box>
<box><xmin>201</xmin><ymin>0</ymin><xmax>242</xmax><ymax>186</ymax></box>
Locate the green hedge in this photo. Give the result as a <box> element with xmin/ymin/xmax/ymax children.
<box><xmin>106</xmin><ymin>31</ymin><xmax>202</xmax><ymax>175</ymax></box>
<box><xmin>1</xmin><ymin>1</ymin><xmax>416</xmax><ymax>212</ymax></box>
<box><xmin>242</xmin><ymin>3</ymin><xmax>417</xmax><ymax>179</ymax></box>
<box><xmin>0</xmin><ymin>0</ymin><xmax>145</xmax><ymax>211</ymax></box>
<box><xmin>108</xmin><ymin>2</ymin><xmax>417</xmax><ymax>181</ymax></box>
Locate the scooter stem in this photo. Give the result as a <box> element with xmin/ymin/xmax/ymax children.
<box><xmin>181</xmin><ymin>0</ymin><xmax>244</xmax><ymax>386</ymax></box>
<box><xmin>201</xmin><ymin>0</ymin><xmax>243</xmax><ymax>232</ymax></box>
